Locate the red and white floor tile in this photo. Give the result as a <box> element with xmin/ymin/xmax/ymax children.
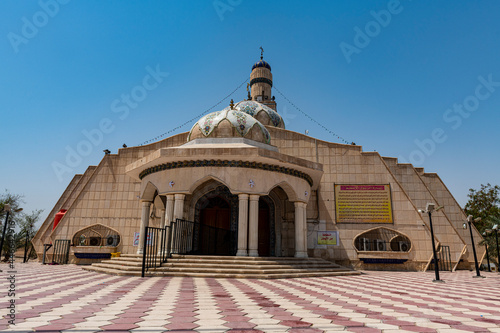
<box><xmin>1</xmin><ymin>263</ymin><xmax>500</xmax><ymax>332</ymax></box>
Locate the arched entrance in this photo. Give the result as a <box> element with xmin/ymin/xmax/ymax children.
<box><xmin>194</xmin><ymin>185</ymin><xmax>238</xmax><ymax>255</ymax></box>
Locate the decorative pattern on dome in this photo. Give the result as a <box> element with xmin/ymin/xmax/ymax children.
<box><xmin>235</xmin><ymin>101</ymin><xmax>258</xmax><ymax>116</ymax></box>
<box><xmin>200</xmin><ymin>110</ymin><xmax>224</xmax><ymax>136</ymax></box>
<box><xmin>231</xmin><ymin>110</ymin><xmax>251</xmax><ymax>136</ymax></box>
<box><xmin>189</xmin><ymin>109</ymin><xmax>271</xmax><ymax>144</ymax></box>
<box><xmin>233</xmin><ymin>100</ymin><xmax>284</xmax><ymax>128</ymax></box>
<box><xmin>252</xmin><ymin>60</ymin><xmax>271</xmax><ymax>71</ymax></box>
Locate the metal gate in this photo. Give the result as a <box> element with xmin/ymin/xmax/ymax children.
<box><xmin>438</xmin><ymin>245</ymin><xmax>452</xmax><ymax>271</ymax></box>
<box><xmin>430</xmin><ymin>244</ymin><xmax>452</xmax><ymax>272</ymax></box>
<box><xmin>52</xmin><ymin>239</ymin><xmax>71</xmax><ymax>264</ymax></box>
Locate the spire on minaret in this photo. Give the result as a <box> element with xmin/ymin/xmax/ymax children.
<box><xmin>250</xmin><ymin>47</ymin><xmax>276</xmax><ymax>110</ymax></box>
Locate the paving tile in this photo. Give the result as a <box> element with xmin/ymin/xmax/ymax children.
<box><xmin>4</xmin><ymin>263</ymin><xmax>500</xmax><ymax>333</ymax></box>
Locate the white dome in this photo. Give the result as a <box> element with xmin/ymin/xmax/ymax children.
<box><xmin>223</xmin><ymin>100</ymin><xmax>285</xmax><ymax>128</ymax></box>
<box><xmin>188</xmin><ymin>109</ymin><xmax>271</xmax><ymax>144</ymax></box>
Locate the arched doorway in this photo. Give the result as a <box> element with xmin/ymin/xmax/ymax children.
<box><xmin>194</xmin><ymin>185</ymin><xmax>238</xmax><ymax>255</ymax></box>
<box><xmin>199</xmin><ymin>196</ymin><xmax>231</xmax><ymax>255</ymax></box>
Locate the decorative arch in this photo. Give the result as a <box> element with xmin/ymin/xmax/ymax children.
<box><xmin>188</xmin><ymin>174</ymin><xmax>233</xmax><ymax>195</ymax></box>
<box><xmin>72</xmin><ymin>223</ymin><xmax>121</xmax><ymax>247</ymax></box>
<box><xmin>141</xmin><ymin>181</ymin><xmax>158</xmax><ymax>202</ymax></box>
<box><xmin>268</xmin><ymin>181</ymin><xmax>298</xmax><ymax>202</ymax></box>
<box><xmin>353</xmin><ymin>227</ymin><xmax>412</xmax><ymax>253</ymax></box>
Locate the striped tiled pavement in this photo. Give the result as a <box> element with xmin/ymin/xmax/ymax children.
<box><xmin>1</xmin><ymin>262</ymin><xmax>500</xmax><ymax>332</ymax></box>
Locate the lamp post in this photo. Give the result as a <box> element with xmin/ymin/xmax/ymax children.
<box><xmin>463</xmin><ymin>215</ymin><xmax>483</xmax><ymax>278</ymax></box>
<box><xmin>0</xmin><ymin>204</ymin><xmax>23</xmax><ymax>260</ymax></box>
<box><xmin>482</xmin><ymin>231</ymin><xmax>491</xmax><ymax>272</ymax></box>
<box><xmin>493</xmin><ymin>224</ymin><xmax>500</xmax><ymax>272</ymax></box>
<box><xmin>419</xmin><ymin>203</ymin><xmax>444</xmax><ymax>282</ymax></box>
<box><xmin>23</xmin><ymin>229</ymin><xmax>30</xmax><ymax>263</ymax></box>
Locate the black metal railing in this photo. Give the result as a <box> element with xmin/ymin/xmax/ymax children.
<box><xmin>429</xmin><ymin>245</ymin><xmax>452</xmax><ymax>272</ymax></box>
<box><xmin>141</xmin><ymin>226</ymin><xmax>171</xmax><ymax>277</ymax></box>
<box><xmin>438</xmin><ymin>245</ymin><xmax>452</xmax><ymax>271</ymax></box>
<box><xmin>52</xmin><ymin>239</ymin><xmax>71</xmax><ymax>264</ymax></box>
<box><xmin>171</xmin><ymin>219</ymin><xmax>197</xmax><ymax>255</ymax></box>
<box><xmin>141</xmin><ymin>218</ymin><xmax>235</xmax><ymax>277</ymax></box>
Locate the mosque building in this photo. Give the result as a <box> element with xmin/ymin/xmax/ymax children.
<box><xmin>32</xmin><ymin>53</ymin><xmax>484</xmax><ymax>273</ymax></box>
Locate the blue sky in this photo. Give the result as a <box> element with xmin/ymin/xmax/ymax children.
<box><xmin>1</xmin><ymin>0</ymin><xmax>499</xmax><ymax>227</ymax></box>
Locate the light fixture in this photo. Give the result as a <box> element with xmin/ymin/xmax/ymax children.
<box><xmin>418</xmin><ymin>203</ymin><xmax>443</xmax><ymax>282</ymax></box>
<box><xmin>465</xmin><ymin>215</ymin><xmax>483</xmax><ymax>278</ymax></box>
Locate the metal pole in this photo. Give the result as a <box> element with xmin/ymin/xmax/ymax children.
<box><xmin>23</xmin><ymin>230</ymin><xmax>29</xmax><ymax>263</ymax></box>
<box><xmin>468</xmin><ymin>219</ymin><xmax>481</xmax><ymax>277</ymax></box>
<box><xmin>141</xmin><ymin>226</ymin><xmax>148</xmax><ymax>278</ymax></box>
<box><xmin>428</xmin><ymin>211</ymin><xmax>441</xmax><ymax>281</ymax></box>
<box><xmin>0</xmin><ymin>210</ymin><xmax>11</xmax><ymax>260</ymax></box>
<box><xmin>485</xmin><ymin>243</ymin><xmax>491</xmax><ymax>272</ymax></box>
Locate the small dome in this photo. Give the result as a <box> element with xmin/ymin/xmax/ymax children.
<box><xmin>252</xmin><ymin>60</ymin><xmax>271</xmax><ymax>71</ymax></box>
<box><xmin>188</xmin><ymin>109</ymin><xmax>271</xmax><ymax>144</ymax></box>
<box><xmin>225</xmin><ymin>100</ymin><xmax>285</xmax><ymax>128</ymax></box>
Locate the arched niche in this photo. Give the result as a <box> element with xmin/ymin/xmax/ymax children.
<box><xmin>354</xmin><ymin>227</ymin><xmax>412</xmax><ymax>253</ymax></box>
<box><xmin>72</xmin><ymin>224</ymin><xmax>121</xmax><ymax>247</ymax></box>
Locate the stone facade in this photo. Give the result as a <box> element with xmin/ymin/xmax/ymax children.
<box><xmin>32</xmin><ymin>59</ymin><xmax>484</xmax><ymax>271</ymax></box>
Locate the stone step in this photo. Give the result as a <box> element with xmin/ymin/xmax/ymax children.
<box><xmin>84</xmin><ymin>255</ymin><xmax>359</xmax><ymax>278</ymax></box>
<box><xmin>120</xmin><ymin>254</ymin><xmax>142</xmax><ymax>258</ymax></box>
<box><xmin>147</xmin><ymin>270</ymin><xmax>361</xmax><ymax>279</ymax></box>
<box><xmin>106</xmin><ymin>256</ymin><xmax>143</xmax><ymax>263</ymax></box>
<box><xmin>170</xmin><ymin>254</ymin><xmax>327</xmax><ymax>261</ymax></box>
<box><xmin>99</xmin><ymin>259</ymin><xmax>143</xmax><ymax>266</ymax></box>
<box><xmin>154</xmin><ymin>266</ymin><xmax>350</xmax><ymax>274</ymax></box>
<box><xmin>160</xmin><ymin>262</ymin><xmax>339</xmax><ymax>269</ymax></box>
<box><xmin>165</xmin><ymin>257</ymin><xmax>338</xmax><ymax>266</ymax></box>
<box><xmin>91</xmin><ymin>263</ymin><xmax>143</xmax><ymax>271</ymax></box>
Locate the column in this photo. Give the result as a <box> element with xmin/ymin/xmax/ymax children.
<box><xmin>165</xmin><ymin>194</ymin><xmax>175</xmax><ymax>226</ymax></box>
<box><xmin>236</xmin><ymin>194</ymin><xmax>249</xmax><ymax>256</ymax></box>
<box><xmin>137</xmin><ymin>200</ymin><xmax>152</xmax><ymax>254</ymax></box>
<box><xmin>171</xmin><ymin>194</ymin><xmax>185</xmax><ymax>254</ymax></box>
<box><xmin>294</xmin><ymin>201</ymin><xmax>308</xmax><ymax>258</ymax></box>
<box><xmin>303</xmin><ymin>202</ymin><xmax>308</xmax><ymax>256</ymax></box>
<box><xmin>163</xmin><ymin>194</ymin><xmax>175</xmax><ymax>255</ymax></box>
<box><xmin>159</xmin><ymin>208</ymin><xmax>166</xmax><ymax>228</ymax></box>
<box><xmin>248</xmin><ymin>195</ymin><xmax>260</xmax><ymax>257</ymax></box>
<box><xmin>173</xmin><ymin>194</ymin><xmax>185</xmax><ymax>221</ymax></box>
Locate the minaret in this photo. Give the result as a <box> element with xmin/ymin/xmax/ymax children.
<box><xmin>250</xmin><ymin>47</ymin><xmax>276</xmax><ymax>110</ymax></box>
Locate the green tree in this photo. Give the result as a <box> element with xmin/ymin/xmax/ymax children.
<box><xmin>16</xmin><ymin>209</ymin><xmax>43</xmax><ymax>260</ymax></box>
<box><xmin>0</xmin><ymin>190</ymin><xmax>24</xmax><ymax>260</ymax></box>
<box><xmin>0</xmin><ymin>190</ymin><xmax>24</xmax><ymax>222</ymax></box>
<box><xmin>1</xmin><ymin>190</ymin><xmax>42</xmax><ymax>261</ymax></box>
<box><xmin>480</xmin><ymin>215</ymin><xmax>500</xmax><ymax>267</ymax></box>
<box><xmin>464</xmin><ymin>183</ymin><xmax>500</xmax><ymax>232</ymax></box>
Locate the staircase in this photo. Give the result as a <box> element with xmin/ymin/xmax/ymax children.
<box><xmin>82</xmin><ymin>254</ymin><xmax>360</xmax><ymax>278</ymax></box>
